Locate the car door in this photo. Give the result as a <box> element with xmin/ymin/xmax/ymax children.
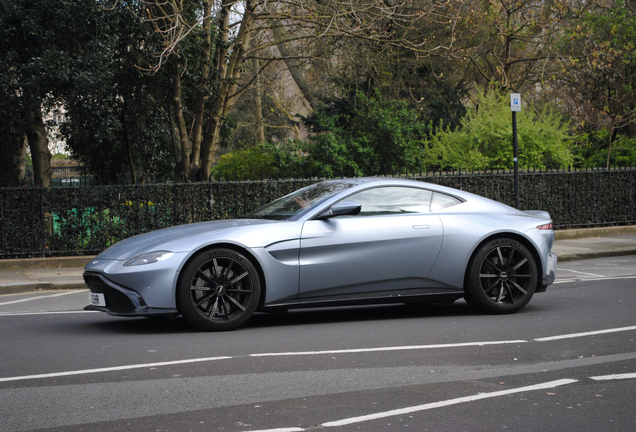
<box><xmin>298</xmin><ymin>186</ymin><xmax>443</xmax><ymax>298</ymax></box>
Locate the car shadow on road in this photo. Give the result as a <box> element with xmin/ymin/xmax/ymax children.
<box><xmin>82</xmin><ymin>315</ymin><xmax>195</xmax><ymax>334</ymax></box>
<box><xmin>243</xmin><ymin>301</ymin><xmax>476</xmax><ymax>329</ymax></box>
<box><xmin>74</xmin><ymin>302</ymin><xmax>473</xmax><ymax>334</ymax></box>
<box><xmin>77</xmin><ymin>299</ymin><xmax>547</xmax><ymax>334</ymax></box>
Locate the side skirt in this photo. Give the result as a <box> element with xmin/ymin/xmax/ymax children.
<box><xmin>259</xmin><ymin>289</ymin><xmax>465</xmax><ymax>312</ymax></box>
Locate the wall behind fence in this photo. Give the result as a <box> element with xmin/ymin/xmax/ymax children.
<box><xmin>1</xmin><ymin>168</ymin><xmax>635</xmax><ymax>258</ymax></box>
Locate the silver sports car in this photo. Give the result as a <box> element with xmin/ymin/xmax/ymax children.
<box><xmin>84</xmin><ymin>177</ymin><xmax>557</xmax><ymax>331</ymax></box>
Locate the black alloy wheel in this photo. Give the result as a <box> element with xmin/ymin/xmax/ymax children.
<box><xmin>177</xmin><ymin>248</ymin><xmax>261</xmax><ymax>331</ymax></box>
<box><xmin>464</xmin><ymin>238</ymin><xmax>538</xmax><ymax>314</ymax></box>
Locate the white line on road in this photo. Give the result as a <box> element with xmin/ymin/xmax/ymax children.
<box><xmin>0</xmin><ymin>310</ymin><xmax>98</xmax><ymax>316</ymax></box>
<box><xmin>0</xmin><ymin>290</ymin><xmax>86</xmax><ymax>306</ymax></box>
<box><xmin>250</xmin><ymin>340</ymin><xmax>528</xmax><ymax>357</ymax></box>
<box><xmin>249</xmin><ymin>429</ymin><xmax>304</xmax><ymax>432</ymax></box>
<box><xmin>0</xmin><ymin>357</ymin><xmax>231</xmax><ymax>383</ymax></box>
<box><xmin>558</xmin><ymin>268</ymin><xmax>606</xmax><ymax>278</ymax></box>
<box><xmin>248</xmin><ymin>379</ymin><xmax>578</xmax><ymax>431</ymax></box>
<box><xmin>322</xmin><ymin>379</ymin><xmax>578</xmax><ymax>427</ymax></box>
<box><xmin>590</xmin><ymin>373</ymin><xmax>636</xmax><ymax>381</ymax></box>
<box><xmin>554</xmin><ymin>275</ymin><xmax>636</xmax><ymax>284</ymax></box>
<box><xmin>534</xmin><ymin>326</ymin><xmax>636</xmax><ymax>341</ymax></box>
<box><xmin>0</xmin><ymin>340</ymin><xmax>527</xmax><ymax>383</ymax></box>
<box><xmin>1</xmin><ymin>326</ymin><xmax>634</xmax><ymax>383</ymax></box>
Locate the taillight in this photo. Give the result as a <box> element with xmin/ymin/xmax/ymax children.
<box><xmin>537</xmin><ymin>223</ymin><xmax>553</xmax><ymax>230</ymax></box>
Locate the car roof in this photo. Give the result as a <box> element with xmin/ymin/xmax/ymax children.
<box><xmin>317</xmin><ymin>177</ymin><xmax>469</xmax><ymax>198</ymax></box>
<box><xmin>309</xmin><ymin>177</ymin><xmax>521</xmax><ymax>215</ymax></box>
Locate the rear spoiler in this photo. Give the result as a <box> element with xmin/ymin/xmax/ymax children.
<box><xmin>522</xmin><ymin>210</ymin><xmax>551</xmax><ymax>219</ymax></box>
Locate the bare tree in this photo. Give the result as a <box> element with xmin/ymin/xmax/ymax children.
<box><xmin>130</xmin><ymin>0</ymin><xmax>461</xmax><ymax>181</ymax></box>
<box><xmin>450</xmin><ymin>0</ymin><xmax>582</xmax><ymax>94</ymax></box>
<box><xmin>553</xmin><ymin>0</ymin><xmax>636</xmax><ymax>167</ymax></box>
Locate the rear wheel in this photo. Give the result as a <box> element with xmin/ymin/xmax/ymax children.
<box><xmin>464</xmin><ymin>238</ymin><xmax>537</xmax><ymax>314</ymax></box>
<box><xmin>177</xmin><ymin>248</ymin><xmax>260</xmax><ymax>331</ymax></box>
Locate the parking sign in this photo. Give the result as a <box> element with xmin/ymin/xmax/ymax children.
<box><xmin>511</xmin><ymin>93</ymin><xmax>521</xmax><ymax>111</ymax></box>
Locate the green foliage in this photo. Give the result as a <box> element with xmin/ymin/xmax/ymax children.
<box><xmin>217</xmin><ymin>90</ymin><xmax>577</xmax><ymax>178</ymax></box>
<box><xmin>0</xmin><ymin>0</ymin><xmax>91</xmax><ymax>180</ymax></box>
<box><xmin>3</xmin><ymin>0</ymin><xmax>630</xmax><ymax>186</ymax></box>
<box><xmin>211</xmin><ymin>141</ymin><xmax>313</xmax><ymax>180</ymax></box>
<box><xmin>59</xmin><ymin>3</ymin><xmax>174</xmax><ymax>184</ymax></box>
<box><xmin>557</xmin><ymin>0</ymin><xmax>636</xmax><ymax>134</ymax></box>
<box><xmin>572</xmin><ymin>130</ymin><xmax>636</xmax><ymax>168</ymax></box>
<box><xmin>333</xmin><ymin>47</ymin><xmax>467</xmax><ymax>131</ymax></box>
<box><xmin>212</xmin><ymin>146</ymin><xmax>275</xmax><ymax>179</ymax></box>
<box><xmin>426</xmin><ymin>90</ymin><xmax>574</xmax><ymax>170</ymax></box>
<box><xmin>304</xmin><ymin>92</ymin><xmax>430</xmax><ymax>176</ymax></box>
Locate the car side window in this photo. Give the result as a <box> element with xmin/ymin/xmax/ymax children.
<box><xmin>430</xmin><ymin>192</ymin><xmax>462</xmax><ymax>211</ymax></box>
<box><xmin>346</xmin><ymin>187</ymin><xmax>433</xmax><ymax>216</ymax></box>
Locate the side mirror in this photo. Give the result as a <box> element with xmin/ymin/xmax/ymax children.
<box><xmin>316</xmin><ymin>200</ymin><xmax>362</xmax><ymax>220</ymax></box>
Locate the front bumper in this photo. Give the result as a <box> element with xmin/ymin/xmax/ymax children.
<box><xmin>83</xmin><ymin>272</ymin><xmax>178</xmax><ymax>317</ymax></box>
<box><xmin>536</xmin><ymin>252</ymin><xmax>557</xmax><ymax>293</ymax></box>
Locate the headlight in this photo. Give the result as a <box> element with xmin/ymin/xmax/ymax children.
<box><xmin>124</xmin><ymin>251</ymin><xmax>174</xmax><ymax>266</ymax></box>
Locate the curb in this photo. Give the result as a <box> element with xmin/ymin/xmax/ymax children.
<box><xmin>556</xmin><ymin>247</ymin><xmax>636</xmax><ymax>262</ymax></box>
<box><xmin>554</xmin><ymin>225</ymin><xmax>636</xmax><ymax>240</ymax></box>
<box><xmin>0</xmin><ymin>256</ymin><xmax>96</xmax><ymax>271</ymax></box>
<box><xmin>0</xmin><ymin>282</ymin><xmax>88</xmax><ymax>295</ymax></box>
<box><xmin>0</xmin><ymin>282</ymin><xmax>53</xmax><ymax>294</ymax></box>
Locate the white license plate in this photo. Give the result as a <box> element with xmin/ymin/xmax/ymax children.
<box><xmin>89</xmin><ymin>293</ymin><xmax>106</xmax><ymax>307</ymax></box>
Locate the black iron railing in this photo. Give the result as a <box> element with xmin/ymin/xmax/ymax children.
<box><xmin>1</xmin><ymin>168</ymin><xmax>635</xmax><ymax>258</ymax></box>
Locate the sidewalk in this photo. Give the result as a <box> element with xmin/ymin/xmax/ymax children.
<box><xmin>1</xmin><ymin>226</ymin><xmax>636</xmax><ymax>295</ymax></box>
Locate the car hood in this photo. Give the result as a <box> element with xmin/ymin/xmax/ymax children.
<box><xmin>96</xmin><ymin>219</ymin><xmax>281</xmax><ymax>261</ymax></box>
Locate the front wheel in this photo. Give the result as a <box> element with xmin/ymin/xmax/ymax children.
<box><xmin>177</xmin><ymin>248</ymin><xmax>261</xmax><ymax>331</ymax></box>
<box><xmin>464</xmin><ymin>238</ymin><xmax>538</xmax><ymax>314</ymax></box>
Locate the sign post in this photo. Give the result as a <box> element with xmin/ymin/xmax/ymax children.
<box><xmin>510</xmin><ymin>93</ymin><xmax>521</xmax><ymax>209</ymax></box>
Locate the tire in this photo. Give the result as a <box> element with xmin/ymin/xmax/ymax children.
<box><xmin>176</xmin><ymin>248</ymin><xmax>261</xmax><ymax>331</ymax></box>
<box><xmin>464</xmin><ymin>238</ymin><xmax>538</xmax><ymax>314</ymax></box>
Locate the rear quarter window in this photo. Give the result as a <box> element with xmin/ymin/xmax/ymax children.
<box><xmin>430</xmin><ymin>192</ymin><xmax>462</xmax><ymax>211</ymax></box>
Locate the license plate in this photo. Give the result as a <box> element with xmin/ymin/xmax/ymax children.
<box><xmin>89</xmin><ymin>292</ymin><xmax>106</xmax><ymax>307</ymax></box>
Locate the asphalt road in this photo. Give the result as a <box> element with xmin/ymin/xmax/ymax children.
<box><xmin>1</xmin><ymin>256</ymin><xmax>635</xmax><ymax>432</ymax></box>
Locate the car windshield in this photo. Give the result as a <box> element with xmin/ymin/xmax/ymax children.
<box><xmin>248</xmin><ymin>182</ymin><xmax>354</xmax><ymax>220</ymax></box>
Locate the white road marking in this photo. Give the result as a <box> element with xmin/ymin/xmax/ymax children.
<box><xmin>321</xmin><ymin>379</ymin><xmax>578</xmax><ymax>427</ymax></box>
<box><xmin>0</xmin><ymin>311</ymin><xmax>98</xmax><ymax>316</ymax></box>
<box><xmin>554</xmin><ymin>275</ymin><xmax>636</xmax><ymax>284</ymax></box>
<box><xmin>590</xmin><ymin>373</ymin><xmax>636</xmax><ymax>381</ymax></box>
<box><xmin>534</xmin><ymin>326</ymin><xmax>636</xmax><ymax>341</ymax></box>
<box><xmin>0</xmin><ymin>357</ymin><xmax>231</xmax><ymax>383</ymax></box>
<box><xmin>248</xmin><ymin>379</ymin><xmax>578</xmax><ymax>431</ymax></box>
<box><xmin>0</xmin><ymin>290</ymin><xmax>86</xmax><ymax>306</ymax></box>
<box><xmin>2</xmin><ymin>325</ymin><xmax>635</xmax><ymax>382</ymax></box>
<box><xmin>249</xmin><ymin>429</ymin><xmax>304</xmax><ymax>432</ymax></box>
<box><xmin>250</xmin><ymin>340</ymin><xmax>528</xmax><ymax>357</ymax></box>
<box><xmin>0</xmin><ymin>341</ymin><xmax>527</xmax><ymax>383</ymax></box>
<box><xmin>557</xmin><ymin>268</ymin><xmax>605</xmax><ymax>278</ymax></box>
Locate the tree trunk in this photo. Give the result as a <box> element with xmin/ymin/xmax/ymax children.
<box><xmin>252</xmin><ymin>57</ymin><xmax>265</xmax><ymax>144</ymax></box>
<box><xmin>0</xmin><ymin>133</ymin><xmax>28</xmax><ymax>187</ymax></box>
<box><xmin>606</xmin><ymin>125</ymin><xmax>617</xmax><ymax>169</ymax></box>
<box><xmin>167</xmin><ymin>100</ymin><xmax>180</xmax><ymax>164</ymax></box>
<box><xmin>269</xmin><ymin>20</ymin><xmax>318</xmax><ymax>110</ymax></box>
<box><xmin>197</xmin><ymin>0</ymin><xmax>256</xmax><ymax>179</ymax></box>
<box><xmin>189</xmin><ymin>0</ymin><xmax>213</xmax><ymax>176</ymax></box>
<box><xmin>24</xmin><ymin>101</ymin><xmax>52</xmax><ymax>188</ymax></box>
<box><xmin>171</xmin><ymin>65</ymin><xmax>192</xmax><ymax>182</ymax></box>
<box><xmin>120</xmin><ymin>104</ymin><xmax>138</xmax><ymax>184</ymax></box>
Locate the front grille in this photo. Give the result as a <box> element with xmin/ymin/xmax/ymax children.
<box><xmin>84</xmin><ymin>273</ymin><xmax>139</xmax><ymax>313</ymax></box>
